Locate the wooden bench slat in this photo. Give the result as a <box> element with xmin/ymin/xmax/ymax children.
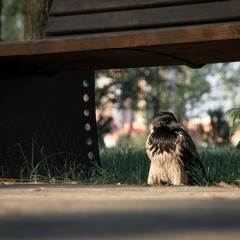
<box><xmin>50</xmin><ymin>0</ymin><xmax>213</xmax><ymax>16</ymax></box>
<box><xmin>1</xmin><ymin>22</ymin><xmax>240</xmax><ymax>72</ymax></box>
<box><xmin>3</xmin><ymin>22</ymin><xmax>240</xmax><ymax>57</ymax></box>
<box><xmin>46</xmin><ymin>0</ymin><xmax>240</xmax><ymax>36</ymax></box>
<box><xmin>2</xmin><ymin>39</ymin><xmax>239</xmax><ymax>72</ymax></box>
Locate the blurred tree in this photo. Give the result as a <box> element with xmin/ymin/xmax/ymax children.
<box><xmin>96</xmin><ymin>66</ymin><xmax>210</xmax><ymax>145</ymax></box>
<box><xmin>1</xmin><ymin>0</ymin><xmax>54</xmax><ymax>41</ymax></box>
<box><xmin>0</xmin><ymin>0</ymin><xmax>2</xmax><ymax>41</ymax></box>
<box><xmin>208</xmin><ymin>108</ymin><xmax>229</xmax><ymax>145</ymax></box>
<box><xmin>24</xmin><ymin>0</ymin><xmax>53</xmax><ymax>39</ymax></box>
<box><xmin>139</xmin><ymin>67</ymin><xmax>168</xmax><ymax>122</ymax></box>
<box><xmin>173</xmin><ymin>66</ymin><xmax>210</xmax><ymax>120</ymax></box>
<box><xmin>140</xmin><ymin>66</ymin><xmax>211</xmax><ymax>122</ymax></box>
<box><xmin>206</xmin><ymin>63</ymin><xmax>240</xmax><ymax>108</ymax></box>
<box><xmin>96</xmin><ymin>68</ymin><xmax>143</xmax><ymax>142</ymax></box>
<box><xmin>97</xmin><ymin>115</ymin><xmax>115</xmax><ymax>147</ymax></box>
<box><xmin>1</xmin><ymin>0</ymin><xmax>24</xmax><ymax>41</ymax></box>
<box><xmin>97</xmin><ymin>66</ymin><xmax>210</xmax><ymax>123</ymax></box>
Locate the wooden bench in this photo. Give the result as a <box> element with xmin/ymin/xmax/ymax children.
<box><xmin>0</xmin><ymin>0</ymin><xmax>239</xmax><ymax>71</ymax></box>
<box><xmin>0</xmin><ymin>0</ymin><xmax>240</xmax><ymax>178</ymax></box>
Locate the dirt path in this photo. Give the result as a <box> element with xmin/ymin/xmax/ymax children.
<box><xmin>0</xmin><ymin>183</ymin><xmax>240</xmax><ymax>240</ymax></box>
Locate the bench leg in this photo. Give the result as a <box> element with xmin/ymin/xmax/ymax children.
<box><xmin>0</xmin><ymin>64</ymin><xmax>100</xmax><ymax>179</ymax></box>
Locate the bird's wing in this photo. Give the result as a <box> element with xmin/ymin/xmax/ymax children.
<box><xmin>146</xmin><ymin>135</ymin><xmax>152</xmax><ymax>162</ymax></box>
<box><xmin>176</xmin><ymin>127</ymin><xmax>205</xmax><ymax>177</ymax></box>
<box><xmin>177</xmin><ymin>128</ymin><xmax>199</xmax><ymax>158</ymax></box>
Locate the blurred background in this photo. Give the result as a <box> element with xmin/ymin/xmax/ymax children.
<box><xmin>1</xmin><ymin>0</ymin><xmax>239</xmax><ymax>150</ymax></box>
<box><xmin>95</xmin><ymin>65</ymin><xmax>240</xmax><ymax>148</ymax></box>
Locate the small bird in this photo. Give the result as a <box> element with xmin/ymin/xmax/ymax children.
<box><xmin>146</xmin><ymin>112</ymin><xmax>204</xmax><ymax>186</ymax></box>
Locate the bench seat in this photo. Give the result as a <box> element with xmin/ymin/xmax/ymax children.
<box><xmin>0</xmin><ymin>0</ymin><xmax>239</xmax><ymax>72</ymax></box>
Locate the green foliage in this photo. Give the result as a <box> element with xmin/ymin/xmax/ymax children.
<box><xmin>1</xmin><ymin>0</ymin><xmax>24</xmax><ymax>41</ymax></box>
<box><xmin>226</xmin><ymin>107</ymin><xmax>240</xmax><ymax>134</ymax></box>
<box><xmin>96</xmin><ymin>66</ymin><xmax>210</xmax><ymax>122</ymax></box>
<box><xmin>225</xmin><ymin>107</ymin><xmax>240</xmax><ymax>150</ymax></box>
<box><xmin>96</xmin><ymin>69</ymin><xmax>143</xmax><ymax>110</ymax></box>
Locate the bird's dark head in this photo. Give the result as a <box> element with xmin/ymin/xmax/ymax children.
<box><xmin>151</xmin><ymin>112</ymin><xmax>177</xmax><ymax>129</ymax></box>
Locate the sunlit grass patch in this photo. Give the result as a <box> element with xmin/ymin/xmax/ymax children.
<box><xmin>99</xmin><ymin>146</ymin><xmax>149</xmax><ymax>184</ymax></box>
<box><xmin>198</xmin><ymin>147</ymin><xmax>240</xmax><ymax>185</ymax></box>
<box><xmin>0</xmin><ymin>143</ymin><xmax>239</xmax><ymax>186</ymax></box>
<box><xmin>99</xmin><ymin>146</ymin><xmax>240</xmax><ymax>186</ymax></box>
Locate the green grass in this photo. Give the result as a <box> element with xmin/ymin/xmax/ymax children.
<box><xmin>198</xmin><ymin>147</ymin><xmax>240</xmax><ymax>185</ymax></box>
<box><xmin>1</xmin><ymin>144</ymin><xmax>239</xmax><ymax>186</ymax></box>
<box><xmin>98</xmin><ymin>146</ymin><xmax>240</xmax><ymax>186</ymax></box>
<box><xmin>99</xmin><ymin>146</ymin><xmax>149</xmax><ymax>184</ymax></box>
<box><xmin>0</xmin><ymin>139</ymin><xmax>87</xmax><ymax>183</ymax></box>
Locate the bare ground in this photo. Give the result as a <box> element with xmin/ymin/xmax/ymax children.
<box><xmin>0</xmin><ymin>183</ymin><xmax>240</xmax><ymax>240</ymax></box>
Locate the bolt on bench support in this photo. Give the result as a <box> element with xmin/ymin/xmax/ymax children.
<box><xmin>0</xmin><ymin>62</ymin><xmax>100</xmax><ymax>179</ymax></box>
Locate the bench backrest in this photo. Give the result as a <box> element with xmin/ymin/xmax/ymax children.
<box><xmin>46</xmin><ymin>0</ymin><xmax>240</xmax><ymax>37</ymax></box>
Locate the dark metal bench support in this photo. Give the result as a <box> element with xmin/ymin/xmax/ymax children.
<box><xmin>0</xmin><ymin>62</ymin><xmax>100</xmax><ymax>179</ymax></box>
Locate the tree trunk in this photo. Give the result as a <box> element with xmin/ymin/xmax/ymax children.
<box><xmin>126</xmin><ymin>109</ymin><xmax>135</xmax><ymax>144</ymax></box>
<box><xmin>24</xmin><ymin>0</ymin><xmax>53</xmax><ymax>40</ymax></box>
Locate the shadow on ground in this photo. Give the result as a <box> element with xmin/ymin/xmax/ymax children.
<box><xmin>0</xmin><ymin>184</ymin><xmax>240</xmax><ymax>240</ymax></box>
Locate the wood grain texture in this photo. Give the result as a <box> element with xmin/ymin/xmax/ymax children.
<box><xmin>0</xmin><ymin>22</ymin><xmax>239</xmax><ymax>71</ymax></box>
<box><xmin>1</xmin><ymin>0</ymin><xmax>239</xmax><ymax>71</ymax></box>
<box><xmin>2</xmin><ymin>40</ymin><xmax>239</xmax><ymax>72</ymax></box>
<box><xmin>1</xmin><ymin>22</ymin><xmax>239</xmax><ymax>56</ymax></box>
<box><xmin>46</xmin><ymin>1</ymin><xmax>240</xmax><ymax>36</ymax></box>
<box><xmin>50</xmin><ymin>0</ymin><xmax>212</xmax><ymax>15</ymax></box>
